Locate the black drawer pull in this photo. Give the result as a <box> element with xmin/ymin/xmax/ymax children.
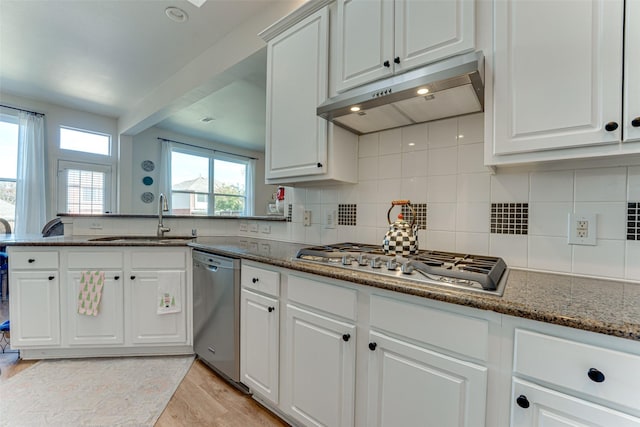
<box><xmin>114</xmin><ymin>276</ymin><xmax>120</xmax><ymax>280</ymax></box>
<box><xmin>605</xmin><ymin>121</ymin><xmax>619</xmax><ymax>132</ymax></box>
<box><xmin>588</xmin><ymin>368</ymin><xmax>605</xmax><ymax>383</ymax></box>
<box><xmin>28</xmin><ymin>258</ymin><xmax>35</xmax><ymax>263</ymax></box>
<box><xmin>130</xmin><ymin>275</ymin><xmax>136</xmax><ymax>280</ymax></box>
<box><xmin>516</xmin><ymin>395</ymin><xmax>530</xmax><ymax>409</ymax></box>
<box><xmin>383</xmin><ymin>60</ymin><xmax>390</xmax><ymax>68</ymax></box>
<box><xmin>631</xmin><ymin>117</ymin><xmax>640</xmax><ymax>127</ymax></box>
<box><xmin>48</xmin><ymin>275</ymin><xmax>55</xmax><ymax>281</ymax></box>
<box><xmin>368</xmin><ymin>342</ymin><xmax>377</xmax><ymax>351</ymax></box>
<box><xmin>394</xmin><ymin>56</ymin><xmax>400</xmax><ymax>64</ymax></box>
<box><xmin>268</xmin><ymin>306</ymin><xmax>275</xmax><ymax>313</ymax></box>
<box><xmin>342</xmin><ymin>333</ymin><xmax>351</xmax><ymax>342</ymax></box>
<box><xmin>252</xmin><ymin>277</ymin><xmax>259</xmax><ymax>283</ymax></box>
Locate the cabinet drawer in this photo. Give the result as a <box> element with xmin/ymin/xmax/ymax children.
<box><xmin>130</xmin><ymin>250</ymin><xmax>186</xmax><ymax>269</ymax></box>
<box><xmin>67</xmin><ymin>251</ymin><xmax>123</xmax><ymax>269</ymax></box>
<box><xmin>514</xmin><ymin>329</ymin><xmax>640</xmax><ymax>412</ymax></box>
<box><xmin>370</xmin><ymin>295</ymin><xmax>488</xmax><ymax>361</ymax></box>
<box><xmin>241</xmin><ymin>264</ymin><xmax>280</xmax><ymax>297</ymax></box>
<box><xmin>288</xmin><ymin>274</ymin><xmax>357</xmax><ymax>321</ymax></box>
<box><xmin>10</xmin><ymin>251</ymin><xmax>59</xmax><ymax>269</ymax></box>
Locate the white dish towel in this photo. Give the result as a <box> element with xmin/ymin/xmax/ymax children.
<box><xmin>77</xmin><ymin>271</ymin><xmax>105</xmax><ymax>316</ymax></box>
<box><xmin>157</xmin><ymin>272</ymin><xmax>182</xmax><ymax>315</ymax></box>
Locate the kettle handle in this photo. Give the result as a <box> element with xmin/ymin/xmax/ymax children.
<box><xmin>387</xmin><ymin>200</ymin><xmax>417</xmax><ymax>227</ymax></box>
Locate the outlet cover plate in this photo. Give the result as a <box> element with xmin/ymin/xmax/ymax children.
<box><xmin>568</xmin><ymin>213</ymin><xmax>596</xmax><ymax>245</ymax></box>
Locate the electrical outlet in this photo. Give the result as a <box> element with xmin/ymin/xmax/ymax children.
<box><xmin>568</xmin><ymin>213</ymin><xmax>597</xmax><ymax>245</ymax></box>
<box><xmin>239</xmin><ymin>222</ymin><xmax>248</xmax><ymax>232</ymax></box>
<box><xmin>260</xmin><ymin>224</ymin><xmax>271</xmax><ymax>234</ymax></box>
<box><xmin>249</xmin><ymin>223</ymin><xmax>259</xmax><ymax>233</ymax></box>
<box><xmin>89</xmin><ymin>222</ymin><xmax>103</xmax><ymax>230</ymax></box>
<box><xmin>303</xmin><ymin>210</ymin><xmax>312</xmax><ymax>227</ymax></box>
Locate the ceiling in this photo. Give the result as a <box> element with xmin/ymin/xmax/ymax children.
<box><xmin>0</xmin><ymin>0</ymin><xmax>278</xmax><ymax>151</ymax></box>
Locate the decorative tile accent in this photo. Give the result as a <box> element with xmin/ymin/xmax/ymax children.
<box><xmin>401</xmin><ymin>203</ymin><xmax>427</xmax><ymax>230</ymax></box>
<box><xmin>338</xmin><ymin>204</ymin><xmax>357</xmax><ymax>226</ymax></box>
<box><xmin>287</xmin><ymin>204</ymin><xmax>292</xmax><ymax>222</ymax></box>
<box><xmin>629</xmin><ymin>202</ymin><xmax>639</xmax><ymax>240</ymax></box>
<box><xmin>491</xmin><ymin>203</ymin><xmax>528</xmax><ymax>235</ymax></box>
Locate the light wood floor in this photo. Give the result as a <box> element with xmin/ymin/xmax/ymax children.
<box><xmin>1</xmin><ymin>354</ymin><xmax>288</xmax><ymax>427</ymax></box>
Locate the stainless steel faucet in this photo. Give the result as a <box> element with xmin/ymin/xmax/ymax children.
<box><xmin>157</xmin><ymin>193</ymin><xmax>171</xmax><ymax>237</ymax></box>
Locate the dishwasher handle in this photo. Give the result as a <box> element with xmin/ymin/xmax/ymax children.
<box><xmin>206</xmin><ymin>265</ymin><xmax>218</xmax><ymax>273</ymax></box>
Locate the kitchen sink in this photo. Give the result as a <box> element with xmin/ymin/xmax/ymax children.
<box><xmin>88</xmin><ymin>236</ymin><xmax>195</xmax><ymax>244</ymax></box>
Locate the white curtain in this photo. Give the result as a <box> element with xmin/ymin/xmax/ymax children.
<box><xmin>246</xmin><ymin>158</ymin><xmax>255</xmax><ymax>216</ymax></box>
<box><xmin>15</xmin><ymin>111</ymin><xmax>46</xmax><ymax>235</ymax></box>
<box><xmin>159</xmin><ymin>139</ymin><xmax>173</xmax><ymax>208</ymax></box>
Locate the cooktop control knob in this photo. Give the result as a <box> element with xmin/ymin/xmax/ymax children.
<box><xmin>401</xmin><ymin>261</ymin><xmax>414</xmax><ymax>274</ymax></box>
<box><xmin>386</xmin><ymin>259</ymin><xmax>398</xmax><ymax>270</ymax></box>
<box><xmin>370</xmin><ymin>256</ymin><xmax>382</xmax><ymax>268</ymax></box>
<box><xmin>358</xmin><ymin>254</ymin><xmax>369</xmax><ymax>266</ymax></box>
<box><xmin>341</xmin><ymin>255</ymin><xmax>353</xmax><ymax>265</ymax></box>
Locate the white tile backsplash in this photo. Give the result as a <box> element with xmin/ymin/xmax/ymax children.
<box><xmin>378</xmin><ymin>154</ymin><xmax>402</xmax><ymax>179</ymax></box>
<box><xmin>625</xmin><ymin>241</ymin><xmax>640</xmax><ymax>280</ymax></box>
<box><xmin>358</xmin><ymin>133</ymin><xmax>379</xmax><ymax>158</ymax></box>
<box><xmin>427</xmin><ymin>174</ymin><xmax>457</xmax><ymax>203</ymax></box>
<box><xmin>456</xmin><ymin>202</ymin><xmax>490</xmax><ymax>233</ymax></box>
<box><xmin>575</xmin><ymin>167</ymin><xmax>627</xmax><ymax>202</ymax></box>
<box><xmin>428</xmin><ymin>146</ymin><xmax>458</xmax><ymax>176</ymax></box>
<box><xmin>457</xmin><ymin>142</ymin><xmax>486</xmax><ymax>174</ymax></box>
<box><xmin>428</xmin><ymin>117</ymin><xmax>458</xmax><ymax>147</ymax></box>
<box><xmin>572</xmin><ymin>239</ymin><xmax>625</xmax><ymax>279</ymax></box>
<box><xmin>457</xmin><ymin>113</ymin><xmax>484</xmax><ymax>144</ymax></box>
<box><xmin>358</xmin><ymin>156</ymin><xmax>378</xmax><ymax>181</ymax></box>
<box><xmin>455</xmin><ymin>232</ymin><xmax>489</xmax><ymax>254</ymax></box>
<box><xmin>401</xmin><ymin>150</ymin><xmax>429</xmax><ymax>177</ymax></box>
<box><xmin>402</xmin><ymin>123</ymin><xmax>428</xmax><ymax>151</ymax></box>
<box><xmin>528</xmin><ymin>202</ymin><xmax>572</xmax><ymax>237</ymax></box>
<box><xmin>529</xmin><ymin>170</ymin><xmax>574</xmax><ymax>202</ymax></box>
<box><xmin>426</xmin><ymin>230</ymin><xmax>456</xmax><ymax>251</ymax></box>
<box><xmin>427</xmin><ymin>203</ymin><xmax>457</xmax><ymax>231</ymax></box>
<box><xmin>528</xmin><ymin>236</ymin><xmax>572</xmax><ymax>273</ymax></box>
<box><xmin>573</xmin><ymin>202</ymin><xmax>626</xmax><ymax>240</ymax></box>
<box><xmin>491</xmin><ymin>172</ymin><xmax>530</xmax><ymax>202</ymax></box>
<box><xmin>457</xmin><ymin>173</ymin><xmax>490</xmax><ymax>202</ymax></box>
<box><xmin>629</xmin><ymin>166</ymin><xmax>640</xmax><ymax>200</ymax></box>
<box><xmin>490</xmin><ymin>234</ymin><xmax>528</xmax><ymax>268</ymax></box>
<box><xmin>379</xmin><ymin>128</ymin><xmax>403</xmax><ymax>155</ymax></box>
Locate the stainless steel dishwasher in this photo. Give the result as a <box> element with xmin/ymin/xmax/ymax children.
<box><xmin>193</xmin><ymin>250</ymin><xmax>245</xmax><ymax>390</ymax></box>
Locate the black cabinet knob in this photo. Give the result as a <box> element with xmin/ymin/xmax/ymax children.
<box><xmin>368</xmin><ymin>342</ymin><xmax>377</xmax><ymax>351</ymax></box>
<box><xmin>383</xmin><ymin>60</ymin><xmax>390</xmax><ymax>68</ymax></box>
<box><xmin>252</xmin><ymin>277</ymin><xmax>259</xmax><ymax>283</ymax></box>
<box><xmin>48</xmin><ymin>275</ymin><xmax>55</xmax><ymax>281</ymax></box>
<box><xmin>130</xmin><ymin>275</ymin><xmax>136</xmax><ymax>280</ymax></box>
<box><xmin>114</xmin><ymin>276</ymin><xmax>120</xmax><ymax>280</ymax></box>
<box><xmin>605</xmin><ymin>121</ymin><xmax>619</xmax><ymax>132</ymax></box>
<box><xmin>342</xmin><ymin>333</ymin><xmax>351</xmax><ymax>342</ymax></box>
<box><xmin>588</xmin><ymin>368</ymin><xmax>605</xmax><ymax>383</ymax></box>
<box><xmin>516</xmin><ymin>395</ymin><xmax>530</xmax><ymax>409</ymax></box>
<box><xmin>632</xmin><ymin>117</ymin><xmax>640</xmax><ymax>127</ymax></box>
<box><xmin>317</xmin><ymin>162</ymin><xmax>323</xmax><ymax>168</ymax></box>
<box><xmin>268</xmin><ymin>306</ymin><xmax>275</xmax><ymax>313</ymax></box>
<box><xmin>394</xmin><ymin>56</ymin><xmax>400</xmax><ymax>64</ymax></box>
<box><xmin>28</xmin><ymin>258</ymin><xmax>35</xmax><ymax>263</ymax></box>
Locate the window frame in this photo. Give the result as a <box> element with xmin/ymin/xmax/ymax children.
<box><xmin>169</xmin><ymin>146</ymin><xmax>253</xmax><ymax>216</ymax></box>
<box><xmin>0</xmin><ymin>113</ymin><xmax>19</xmax><ymax>230</ymax></box>
<box><xmin>57</xmin><ymin>160</ymin><xmax>112</xmax><ymax>215</ymax></box>
<box><xmin>59</xmin><ymin>125</ymin><xmax>111</xmax><ymax>156</ymax></box>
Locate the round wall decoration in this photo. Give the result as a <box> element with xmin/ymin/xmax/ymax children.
<box><xmin>142</xmin><ymin>176</ymin><xmax>154</xmax><ymax>186</ymax></box>
<box><xmin>141</xmin><ymin>160</ymin><xmax>155</xmax><ymax>172</ymax></box>
<box><xmin>141</xmin><ymin>192</ymin><xmax>154</xmax><ymax>203</ymax></box>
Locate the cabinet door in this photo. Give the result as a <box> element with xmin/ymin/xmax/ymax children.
<box><xmin>265</xmin><ymin>8</ymin><xmax>329</xmax><ymax>180</ymax></box>
<box><xmin>334</xmin><ymin>0</ymin><xmax>394</xmax><ymax>92</ymax></box>
<box><xmin>624</xmin><ymin>0</ymin><xmax>640</xmax><ymax>142</ymax></box>
<box><xmin>367</xmin><ymin>331</ymin><xmax>487</xmax><ymax>427</ymax></box>
<box><xmin>492</xmin><ymin>0</ymin><xmax>624</xmax><ymax>155</ymax></box>
<box><xmin>129</xmin><ymin>270</ymin><xmax>187</xmax><ymax>344</ymax></box>
<box><xmin>394</xmin><ymin>0</ymin><xmax>474</xmax><ymax>73</ymax></box>
<box><xmin>67</xmin><ymin>270</ymin><xmax>124</xmax><ymax>346</ymax></box>
<box><xmin>511</xmin><ymin>378</ymin><xmax>640</xmax><ymax>427</ymax></box>
<box><xmin>240</xmin><ymin>289</ymin><xmax>279</xmax><ymax>405</ymax></box>
<box><xmin>283</xmin><ymin>304</ymin><xmax>356</xmax><ymax>427</ymax></box>
<box><xmin>9</xmin><ymin>271</ymin><xmax>60</xmax><ymax>347</ymax></box>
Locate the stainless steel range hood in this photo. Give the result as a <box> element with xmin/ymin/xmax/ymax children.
<box><xmin>317</xmin><ymin>51</ymin><xmax>484</xmax><ymax>135</ymax></box>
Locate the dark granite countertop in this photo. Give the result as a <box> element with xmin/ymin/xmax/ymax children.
<box><xmin>57</xmin><ymin>213</ymin><xmax>286</xmax><ymax>221</ymax></box>
<box><xmin>4</xmin><ymin>235</ymin><xmax>640</xmax><ymax>341</ymax></box>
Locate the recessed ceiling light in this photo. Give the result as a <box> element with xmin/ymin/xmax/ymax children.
<box><xmin>350</xmin><ymin>106</ymin><xmax>361</xmax><ymax>112</ymax></box>
<box><xmin>417</xmin><ymin>88</ymin><xmax>429</xmax><ymax>95</ymax></box>
<box><xmin>165</xmin><ymin>6</ymin><xmax>189</xmax><ymax>22</ymax></box>
<box><xmin>200</xmin><ymin>117</ymin><xmax>215</xmax><ymax>123</ymax></box>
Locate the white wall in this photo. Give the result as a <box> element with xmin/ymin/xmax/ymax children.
<box><xmin>251</xmin><ymin>113</ymin><xmax>640</xmax><ymax>282</ymax></box>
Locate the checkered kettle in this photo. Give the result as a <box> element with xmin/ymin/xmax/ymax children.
<box><xmin>382</xmin><ymin>200</ymin><xmax>418</xmax><ymax>255</ymax></box>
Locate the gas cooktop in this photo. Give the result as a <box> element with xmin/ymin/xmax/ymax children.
<box><xmin>294</xmin><ymin>243</ymin><xmax>508</xmax><ymax>296</ymax></box>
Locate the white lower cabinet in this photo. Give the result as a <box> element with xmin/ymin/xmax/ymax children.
<box><xmin>67</xmin><ymin>270</ymin><xmax>124</xmax><ymax>346</ymax></box>
<box><xmin>129</xmin><ymin>270</ymin><xmax>186</xmax><ymax>344</ymax></box>
<box><xmin>10</xmin><ymin>270</ymin><xmax>60</xmax><ymax>347</ymax></box>
<box><xmin>240</xmin><ymin>288</ymin><xmax>280</xmax><ymax>405</ymax></box>
<box><xmin>367</xmin><ymin>330</ymin><xmax>487</xmax><ymax>427</ymax></box>
<box><xmin>8</xmin><ymin>246</ymin><xmax>191</xmax><ymax>357</ymax></box>
<box><xmin>511</xmin><ymin>378</ymin><xmax>640</xmax><ymax>427</ymax></box>
<box><xmin>283</xmin><ymin>304</ymin><xmax>356</xmax><ymax>427</ymax></box>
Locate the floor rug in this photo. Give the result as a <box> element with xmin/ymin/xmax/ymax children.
<box><xmin>0</xmin><ymin>355</ymin><xmax>194</xmax><ymax>426</ymax></box>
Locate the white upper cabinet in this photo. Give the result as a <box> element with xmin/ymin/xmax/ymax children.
<box><xmin>334</xmin><ymin>0</ymin><xmax>475</xmax><ymax>93</ymax></box>
<box><xmin>262</xmin><ymin>3</ymin><xmax>358</xmax><ymax>184</ymax></box>
<box><xmin>486</xmin><ymin>0</ymin><xmax>640</xmax><ymax>165</ymax></box>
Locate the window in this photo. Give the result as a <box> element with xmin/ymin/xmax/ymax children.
<box><xmin>170</xmin><ymin>148</ymin><xmax>252</xmax><ymax>216</ymax></box>
<box><xmin>60</xmin><ymin>126</ymin><xmax>110</xmax><ymax>156</ymax></box>
<box><xmin>58</xmin><ymin>161</ymin><xmax>111</xmax><ymax>214</ymax></box>
<box><xmin>0</xmin><ymin>115</ymin><xmax>18</xmax><ymax>230</ymax></box>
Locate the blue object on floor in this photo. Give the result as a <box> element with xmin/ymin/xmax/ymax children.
<box><xmin>0</xmin><ymin>320</ymin><xmax>9</xmax><ymax>332</ymax></box>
